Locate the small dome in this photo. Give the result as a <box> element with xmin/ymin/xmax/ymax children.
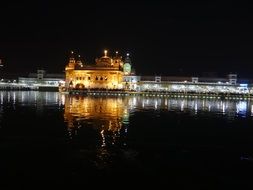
<box><xmin>96</xmin><ymin>56</ymin><xmax>112</xmax><ymax>66</ymax></box>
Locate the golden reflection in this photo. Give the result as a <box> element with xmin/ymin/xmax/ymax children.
<box><xmin>64</xmin><ymin>95</ymin><xmax>130</xmax><ymax>146</ymax></box>
<box><xmin>64</xmin><ymin>95</ymin><xmax>252</xmax><ymax>147</ymax></box>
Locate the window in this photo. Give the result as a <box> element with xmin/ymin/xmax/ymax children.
<box><xmin>88</xmin><ymin>77</ymin><xmax>91</xmax><ymax>80</ymax></box>
<box><xmin>100</xmin><ymin>77</ymin><xmax>103</xmax><ymax>80</ymax></box>
<box><xmin>155</xmin><ymin>76</ymin><xmax>161</xmax><ymax>83</ymax></box>
<box><xmin>96</xmin><ymin>76</ymin><xmax>98</xmax><ymax>80</ymax></box>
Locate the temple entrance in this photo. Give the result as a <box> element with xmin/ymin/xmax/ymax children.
<box><xmin>75</xmin><ymin>83</ymin><xmax>85</xmax><ymax>89</ymax></box>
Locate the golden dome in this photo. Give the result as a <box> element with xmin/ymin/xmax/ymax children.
<box><xmin>94</xmin><ymin>50</ymin><xmax>113</xmax><ymax>66</ymax></box>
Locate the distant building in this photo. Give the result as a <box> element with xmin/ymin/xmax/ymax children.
<box><xmin>18</xmin><ymin>69</ymin><xmax>65</xmax><ymax>87</ymax></box>
<box><xmin>137</xmin><ymin>74</ymin><xmax>250</xmax><ymax>94</ymax></box>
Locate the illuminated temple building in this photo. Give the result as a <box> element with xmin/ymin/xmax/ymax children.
<box><xmin>65</xmin><ymin>50</ymin><xmax>129</xmax><ymax>90</ymax></box>
<box><xmin>64</xmin><ymin>50</ymin><xmax>253</xmax><ymax>95</ymax></box>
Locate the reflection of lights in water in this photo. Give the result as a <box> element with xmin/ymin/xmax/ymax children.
<box><xmin>0</xmin><ymin>92</ymin><xmax>3</xmax><ymax>104</ymax></box>
<box><xmin>64</xmin><ymin>96</ymin><xmax>253</xmax><ymax>148</ymax></box>
<box><xmin>54</xmin><ymin>93</ymin><xmax>58</xmax><ymax>103</ymax></box>
<box><xmin>222</xmin><ymin>102</ymin><xmax>225</xmax><ymax>114</ymax></box>
<box><xmin>191</xmin><ymin>101</ymin><xmax>194</xmax><ymax>109</ymax></box>
<box><xmin>0</xmin><ymin>91</ymin><xmax>64</xmax><ymax>106</ymax></box>
<box><xmin>194</xmin><ymin>101</ymin><xmax>198</xmax><ymax>113</ymax></box>
<box><xmin>45</xmin><ymin>92</ymin><xmax>48</xmax><ymax>104</ymax></box>
<box><xmin>132</xmin><ymin>97</ymin><xmax>137</xmax><ymax>106</ymax></box>
<box><xmin>101</xmin><ymin>129</ymin><xmax>106</xmax><ymax>147</ymax></box>
<box><xmin>236</xmin><ymin>101</ymin><xmax>247</xmax><ymax>116</ymax></box>
<box><xmin>251</xmin><ymin>105</ymin><xmax>253</xmax><ymax>116</ymax></box>
<box><xmin>21</xmin><ymin>91</ymin><xmax>25</xmax><ymax>103</ymax></box>
<box><xmin>108</xmin><ymin>121</ymin><xmax>112</xmax><ymax>131</ymax></box>
<box><xmin>60</xmin><ymin>94</ymin><xmax>65</xmax><ymax>105</ymax></box>
<box><xmin>167</xmin><ymin>100</ymin><xmax>170</xmax><ymax>110</ymax></box>
<box><xmin>64</xmin><ymin>96</ymin><xmax>128</xmax><ymax>147</ymax></box>
<box><xmin>180</xmin><ymin>100</ymin><xmax>184</xmax><ymax>111</ymax></box>
<box><xmin>68</xmin><ymin>131</ymin><xmax>72</xmax><ymax>139</ymax></box>
<box><xmin>13</xmin><ymin>91</ymin><xmax>16</xmax><ymax>104</ymax></box>
<box><xmin>7</xmin><ymin>92</ymin><xmax>10</xmax><ymax>103</ymax></box>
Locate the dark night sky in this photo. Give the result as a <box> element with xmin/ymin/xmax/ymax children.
<box><xmin>0</xmin><ymin>1</ymin><xmax>252</xmax><ymax>78</ymax></box>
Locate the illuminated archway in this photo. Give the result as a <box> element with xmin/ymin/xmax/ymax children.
<box><xmin>75</xmin><ymin>83</ymin><xmax>85</xmax><ymax>89</ymax></box>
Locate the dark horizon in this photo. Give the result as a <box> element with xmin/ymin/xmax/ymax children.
<box><xmin>0</xmin><ymin>1</ymin><xmax>252</xmax><ymax>78</ymax></box>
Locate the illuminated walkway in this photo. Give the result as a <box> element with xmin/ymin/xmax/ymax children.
<box><xmin>68</xmin><ymin>89</ymin><xmax>253</xmax><ymax>100</ymax></box>
<box><xmin>0</xmin><ymin>82</ymin><xmax>58</xmax><ymax>91</ymax></box>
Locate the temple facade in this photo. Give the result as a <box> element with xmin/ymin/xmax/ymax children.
<box><xmin>64</xmin><ymin>50</ymin><xmax>252</xmax><ymax>95</ymax></box>
<box><xmin>65</xmin><ymin>50</ymin><xmax>126</xmax><ymax>90</ymax></box>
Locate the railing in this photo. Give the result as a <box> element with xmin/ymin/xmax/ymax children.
<box><xmin>66</xmin><ymin>88</ymin><xmax>253</xmax><ymax>100</ymax></box>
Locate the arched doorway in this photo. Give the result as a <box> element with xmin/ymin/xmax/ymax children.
<box><xmin>75</xmin><ymin>83</ymin><xmax>85</xmax><ymax>89</ymax></box>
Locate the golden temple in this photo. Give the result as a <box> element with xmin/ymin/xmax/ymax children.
<box><xmin>65</xmin><ymin>50</ymin><xmax>125</xmax><ymax>90</ymax></box>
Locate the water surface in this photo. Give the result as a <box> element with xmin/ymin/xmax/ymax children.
<box><xmin>1</xmin><ymin>91</ymin><xmax>253</xmax><ymax>188</ymax></box>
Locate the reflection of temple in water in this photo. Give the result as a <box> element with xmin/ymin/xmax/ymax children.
<box><xmin>64</xmin><ymin>95</ymin><xmax>253</xmax><ymax>147</ymax></box>
<box><xmin>64</xmin><ymin>95</ymin><xmax>130</xmax><ymax>147</ymax></box>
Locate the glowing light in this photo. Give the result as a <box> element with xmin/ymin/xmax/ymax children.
<box><xmin>194</xmin><ymin>101</ymin><xmax>198</xmax><ymax>113</ymax></box>
<box><xmin>181</xmin><ymin>100</ymin><xmax>184</xmax><ymax>111</ymax></box>
<box><xmin>222</xmin><ymin>102</ymin><xmax>225</xmax><ymax>114</ymax></box>
<box><xmin>155</xmin><ymin>100</ymin><xmax>158</xmax><ymax>109</ymax></box>
<box><xmin>236</xmin><ymin>101</ymin><xmax>247</xmax><ymax>117</ymax></box>
<box><xmin>104</xmin><ymin>50</ymin><xmax>108</xmax><ymax>57</ymax></box>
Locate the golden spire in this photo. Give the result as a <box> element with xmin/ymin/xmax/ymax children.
<box><xmin>104</xmin><ymin>50</ymin><xmax>108</xmax><ymax>57</ymax></box>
